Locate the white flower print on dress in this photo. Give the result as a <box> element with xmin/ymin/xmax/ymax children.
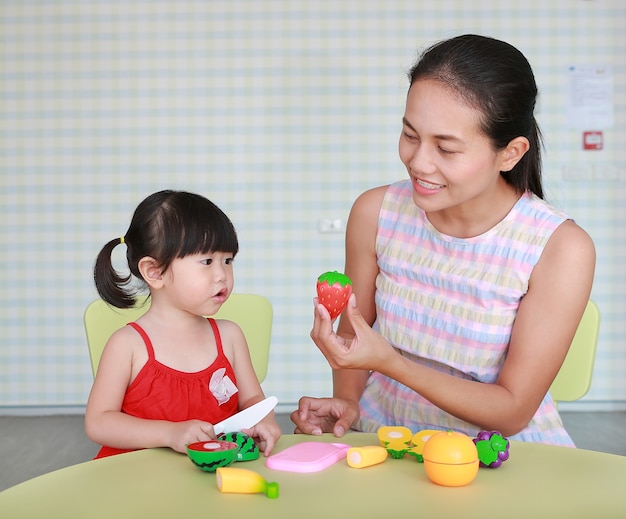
<box><xmin>209</xmin><ymin>367</ymin><xmax>238</xmax><ymax>405</ymax></box>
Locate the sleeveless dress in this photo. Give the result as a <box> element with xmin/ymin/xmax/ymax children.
<box><xmin>357</xmin><ymin>179</ymin><xmax>575</xmax><ymax>446</ymax></box>
<box><xmin>95</xmin><ymin>318</ymin><xmax>239</xmax><ymax>458</ymax></box>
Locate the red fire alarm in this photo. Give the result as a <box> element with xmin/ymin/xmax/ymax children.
<box><xmin>583</xmin><ymin>131</ymin><xmax>603</xmax><ymax>150</ymax></box>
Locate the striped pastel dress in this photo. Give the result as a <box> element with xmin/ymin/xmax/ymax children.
<box><xmin>356</xmin><ymin>179</ymin><xmax>575</xmax><ymax>446</ymax></box>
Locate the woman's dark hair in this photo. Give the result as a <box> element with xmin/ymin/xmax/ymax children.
<box><xmin>94</xmin><ymin>190</ymin><xmax>239</xmax><ymax>308</ymax></box>
<box><xmin>408</xmin><ymin>34</ymin><xmax>544</xmax><ymax>198</ymax></box>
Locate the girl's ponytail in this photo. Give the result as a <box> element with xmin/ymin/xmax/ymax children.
<box><xmin>93</xmin><ymin>237</ymin><xmax>137</xmax><ymax>309</ymax></box>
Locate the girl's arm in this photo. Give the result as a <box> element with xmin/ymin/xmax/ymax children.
<box><xmin>219</xmin><ymin>319</ymin><xmax>281</xmax><ymax>455</ymax></box>
<box><xmin>85</xmin><ymin>326</ymin><xmax>214</xmax><ymax>453</ymax></box>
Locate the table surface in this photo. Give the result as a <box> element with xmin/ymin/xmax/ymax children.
<box><xmin>1</xmin><ymin>433</ymin><xmax>625</xmax><ymax>518</ymax></box>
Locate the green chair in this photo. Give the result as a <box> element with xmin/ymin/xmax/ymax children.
<box><xmin>549</xmin><ymin>300</ymin><xmax>600</xmax><ymax>403</ymax></box>
<box><xmin>84</xmin><ymin>293</ymin><xmax>273</xmax><ymax>382</ymax></box>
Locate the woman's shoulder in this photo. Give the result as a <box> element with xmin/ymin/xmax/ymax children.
<box><xmin>548</xmin><ymin>218</ymin><xmax>595</xmax><ymax>257</ymax></box>
<box><xmin>521</xmin><ymin>193</ymin><xmax>594</xmax><ymax>250</ymax></box>
<box><xmin>352</xmin><ymin>180</ymin><xmax>410</xmax><ymax>211</ymax></box>
<box><xmin>520</xmin><ymin>192</ymin><xmax>569</xmax><ymax>223</ymax></box>
<box><xmin>350</xmin><ymin>184</ymin><xmax>388</xmax><ymax>217</ymax></box>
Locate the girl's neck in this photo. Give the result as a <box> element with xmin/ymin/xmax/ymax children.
<box><xmin>138</xmin><ymin>297</ymin><xmax>207</xmax><ymax>333</ymax></box>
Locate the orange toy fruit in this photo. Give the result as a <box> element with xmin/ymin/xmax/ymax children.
<box><xmin>422</xmin><ymin>431</ymin><xmax>479</xmax><ymax>487</ymax></box>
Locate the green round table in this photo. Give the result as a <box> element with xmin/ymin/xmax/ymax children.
<box><xmin>1</xmin><ymin>433</ymin><xmax>624</xmax><ymax>518</ymax></box>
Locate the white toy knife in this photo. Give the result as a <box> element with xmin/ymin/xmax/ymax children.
<box><xmin>213</xmin><ymin>396</ymin><xmax>278</xmax><ymax>435</ymax></box>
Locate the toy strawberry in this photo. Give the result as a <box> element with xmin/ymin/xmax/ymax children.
<box><xmin>316</xmin><ymin>271</ymin><xmax>353</xmax><ymax>319</ymax></box>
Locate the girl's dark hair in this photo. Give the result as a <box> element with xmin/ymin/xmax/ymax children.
<box><xmin>408</xmin><ymin>34</ymin><xmax>544</xmax><ymax>199</ymax></box>
<box><xmin>94</xmin><ymin>190</ymin><xmax>239</xmax><ymax>308</ymax></box>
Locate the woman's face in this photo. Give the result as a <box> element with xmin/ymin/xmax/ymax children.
<box><xmin>399</xmin><ymin>79</ymin><xmax>513</xmax><ymax>220</ymax></box>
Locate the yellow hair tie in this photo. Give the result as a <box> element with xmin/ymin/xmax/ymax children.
<box><xmin>120</xmin><ymin>236</ymin><xmax>125</xmax><ymax>244</ymax></box>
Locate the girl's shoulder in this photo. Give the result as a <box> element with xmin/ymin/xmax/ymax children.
<box><xmin>96</xmin><ymin>322</ymin><xmax>147</xmax><ymax>379</ymax></box>
<box><xmin>105</xmin><ymin>322</ymin><xmax>146</xmax><ymax>353</ymax></box>
<box><xmin>211</xmin><ymin>318</ymin><xmax>246</xmax><ymax>348</ymax></box>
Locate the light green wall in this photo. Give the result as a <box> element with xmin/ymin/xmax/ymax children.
<box><xmin>1</xmin><ymin>1</ymin><xmax>624</xmax><ymax>410</ymax></box>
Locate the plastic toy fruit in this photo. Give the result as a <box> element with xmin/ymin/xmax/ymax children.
<box><xmin>378</xmin><ymin>426</ymin><xmax>413</xmax><ymax>458</ymax></box>
<box><xmin>217</xmin><ymin>431</ymin><xmax>260</xmax><ymax>461</ymax></box>
<box><xmin>186</xmin><ymin>440</ymin><xmax>239</xmax><ymax>472</ymax></box>
<box><xmin>422</xmin><ymin>431</ymin><xmax>479</xmax><ymax>487</ymax></box>
<box><xmin>473</xmin><ymin>430</ymin><xmax>510</xmax><ymax>468</ymax></box>
<box><xmin>411</xmin><ymin>429</ymin><xmax>443</xmax><ymax>456</ymax></box>
<box><xmin>316</xmin><ymin>271</ymin><xmax>353</xmax><ymax>319</ymax></box>
<box><xmin>347</xmin><ymin>446</ymin><xmax>389</xmax><ymax>468</ymax></box>
<box><xmin>216</xmin><ymin>467</ymin><xmax>279</xmax><ymax>498</ymax></box>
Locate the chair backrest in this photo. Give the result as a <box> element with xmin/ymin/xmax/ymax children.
<box><xmin>549</xmin><ymin>300</ymin><xmax>600</xmax><ymax>403</ymax></box>
<box><xmin>83</xmin><ymin>293</ymin><xmax>273</xmax><ymax>382</ymax></box>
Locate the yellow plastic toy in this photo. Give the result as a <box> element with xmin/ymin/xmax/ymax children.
<box><xmin>410</xmin><ymin>430</ymin><xmax>443</xmax><ymax>456</ymax></box>
<box><xmin>216</xmin><ymin>467</ymin><xmax>279</xmax><ymax>498</ymax></box>
<box><xmin>549</xmin><ymin>300</ymin><xmax>600</xmax><ymax>404</ymax></box>
<box><xmin>347</xmin><ymin>446</ymin><xmax>389</xmax><ymax>469</ymax></box>
<box><xmin>377</xmin><ymin>426</ymin><xmax>413</xmax><ymax>458</ymax></box>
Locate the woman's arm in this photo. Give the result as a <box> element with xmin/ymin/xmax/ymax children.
<box><xmin>333</xmin><ymin>219</ymin><xmax>596</xmax><ymax>436</ymax></box>
<box><xmin>332</xmin><ymin>187</ymin><xmax>387</xmax><ymax>405</ymax></box>
<box><xmin>291</xmin><ymin>186</ymin><xmax>386</xmax><ymax>436</ymax></box>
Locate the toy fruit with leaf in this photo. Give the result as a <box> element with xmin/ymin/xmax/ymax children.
<box><xmin>316</xmin><ymin>271</ymin><xmax>353</xmax><ymax>319</ymax></box>
<box><xmin>378</xmin><ymin>426</ymin><xmax>413</xmax><ymax>459</ymax></box>
<box><xmin>473</xmin><ymin>430</ymin><xmax>510</xmax><ymax>468</ymax></box>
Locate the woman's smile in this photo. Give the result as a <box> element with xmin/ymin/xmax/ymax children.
<box><xmin>413</xmin><ymin>176</ymin><xmax>446</xmax><ymax>195</ymax></box>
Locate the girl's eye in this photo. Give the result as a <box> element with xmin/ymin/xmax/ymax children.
<box><xmin>224</xmin><ymin>257</ymin><xmax>234</xmax><ymax>265</ymax></box>
<box><xmin>403</xmin><ymin>132</ymin><xmax>417</xmax><ymax>141</ymax></box>
<box><xmin>201</xmin><ymin>258</ymin><xmax>213</xmax><ymax>265</ymax></box>
<box><xmin>439</xmin><ymin>147</ymin><xmax>456</xmax><ymax>155</ymax></box>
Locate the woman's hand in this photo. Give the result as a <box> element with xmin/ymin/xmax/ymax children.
<box><xmin>311</xmin><ymin>293</ymin><xmax>394</xmax><ymax>373</ymax></box>
<box><xmin>290</xmin><ymin>396</ymin><xmax>360</xmax><ymax>437</ymax></box>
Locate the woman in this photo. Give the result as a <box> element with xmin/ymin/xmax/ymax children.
<box><xmin>291</xmin><ymin>34</ymin><xmax>595</xmax><ymax>446</ymax></box>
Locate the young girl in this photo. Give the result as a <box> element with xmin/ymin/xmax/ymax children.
<box><xmin>292</xmin><ymin>35</ymin><xmax>596</xmax><ymax>446</ymax></box>
<box><xmin>85</xmin><ymin>190</ymin><xmax>281</xmax><ymax>458</ymax></box>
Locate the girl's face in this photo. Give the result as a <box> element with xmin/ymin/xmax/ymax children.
<box><xmin>399</xmin><ymin>79</ymin><xmax>515</xmax><ymax>225</ymax></box>
<box><xmin>161</xmin><ymin>251</ymin><xmax>235</xmax><ymax>316</ymax></box>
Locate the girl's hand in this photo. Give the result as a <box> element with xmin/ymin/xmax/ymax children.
<box><xmin>167</xmin><ymin>420</ymin><xmax>216</xmax><ymax>453</ymax></box>
<box><xmin>290</xmin><ymin>396</ymin><xmax>360</xmax><ymax>437</ymax></box>
<box><xmin>243</xmin><ymin>415</ymin><xmax>282</xmax><ymax>456</ymax></box>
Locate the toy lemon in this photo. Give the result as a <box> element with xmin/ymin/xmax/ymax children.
<box><xmin>422</xmin><ymin>431</ymin><xmax>479</xmax><ymax>487</ymax></box>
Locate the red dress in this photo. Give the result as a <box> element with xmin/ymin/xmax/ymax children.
<box><xmin>95</xmin><ymin>318</ymin><xmax>239</xmax><ymax>458</ymax></box>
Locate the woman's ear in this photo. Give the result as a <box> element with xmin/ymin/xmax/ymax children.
<box><xmin>138</xmin><ymin>257</ymin><xmax>163</xmax><ymax>289</ymax></box>
<box><xmin>500</xmin><ymin>136</ymin><xmax>530</xmax><ymax>172</ymax></box>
